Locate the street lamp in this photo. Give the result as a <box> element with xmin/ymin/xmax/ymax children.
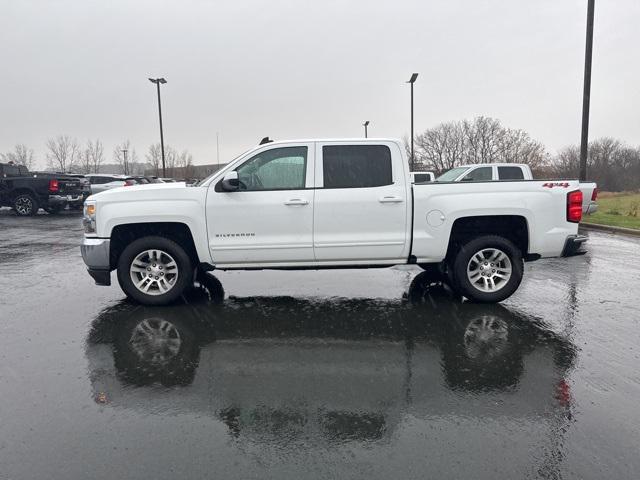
<box><xmin>363</xmin><ymin>121</ymin><xmax>370</xmax><ymax>138</ymax></box>
<box><xmin>148</xmin><ymin>77</ymin><xmax>167</xmax><ymax>177</ymax></box>
<box><xmin>579</xmin><ymin>0</ymin><xmax>595</xmax><ymax>181</ymax></box>
<box><xmin>121</xmin><ymin>148</ymin><xmax>128</xmax><ymax>175</ymax></box>
<box><xmin>407</xmin><ymin>73</ymin><xmax>418</xmax><ymax>171</ymax></box>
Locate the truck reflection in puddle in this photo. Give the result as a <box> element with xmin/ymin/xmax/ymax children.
<box><xmin>86</xmin><ymin>272</ymin><xmax>576</xmax><ymax>448</ymax></box>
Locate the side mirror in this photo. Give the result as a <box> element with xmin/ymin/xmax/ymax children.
<box><xmin>221</xmin><ymin>171</ymin><xmax>239</xmax><ymax>191</ymax></box>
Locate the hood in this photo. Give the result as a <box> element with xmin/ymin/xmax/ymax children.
<box><xmin>91</xmin><ymin>181</ymin><xmax>189</xmax><ymax>200</ymax></box>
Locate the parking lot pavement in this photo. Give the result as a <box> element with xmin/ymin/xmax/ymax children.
<box><xmin>1</xmin><ymin>208</ymin><xmax>639</xmax><ymax>480</ymax></box>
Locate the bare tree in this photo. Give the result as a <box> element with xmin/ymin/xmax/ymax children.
<box><xmin>46</xmin><ymin>135</ymin><xmax>80</xmax><ymax>172</ymax></box>
<box><xmin>146</xmin><ymin>143</ymin><xmax>163</xmax><ymax>176</ymax></box>
<box><xmin>177</xmin><ymin>150</ymin><xmax>194</xmax><ymax>179</ymax></box>
<box><xmin>113</xmin><ymin>140</ymin><xmax>137</xmax><ymax>175</ymax></box>
<box><xmin>85</xmin><ymin>139</ymin><xmax>104</xmax><ymax>173</ymax></box>
<box><xmin>552</xmin><ymin>138</ymin><xmax>640</xmax><ymax>191</ymax></box>
<box><xmin>164</xmin><ymin>146</ymin><xmax>177</xmax><ymax>177</ymax></box>
<box><xmin>409</xmin><ymin>117</ymin><xmax>549</xmax><ymax>175</ymax></box>
<box><xmin>1</xmin><ymin>144</ymin><xmax>35</xmax><ymax>170</ymax></box>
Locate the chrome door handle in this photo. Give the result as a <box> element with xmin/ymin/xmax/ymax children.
<box><xmin>284</xmin><ymin>199</ymin><xmax>309</xmax><ymax>206</ymax></box>
<box><xmin>378</xmin><ymin>196</ymin><xmax>404</xmax><ymax>203</ymax></box>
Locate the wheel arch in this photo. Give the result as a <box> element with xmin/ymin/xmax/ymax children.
<box><xmin>446</xmin><ymin>215</ymin><xmax>529</xmax><ymax>261</ymax></box>
<box><xmin>11</xmin><ymin>187</ymin><xmax>39</xmax><ymax>200</ymax></box>
<box><xmin>109</xmin><ymin>222</ymin><xmax>200</xmax><ymax>270</ymax></box>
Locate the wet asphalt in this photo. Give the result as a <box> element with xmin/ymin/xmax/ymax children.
<box><xmin>0</xmin><ymin>208</ymin><xmax>639</xmax><ymax>480</ymax></box>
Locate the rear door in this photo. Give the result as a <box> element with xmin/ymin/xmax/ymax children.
<box><xmin>313</xmin><ymin>142</ymin><xmax>409</xmax><ymax>263</ymax></box>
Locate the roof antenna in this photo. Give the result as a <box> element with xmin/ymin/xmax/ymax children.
<box><xmin>259</xmin><ymin>136</ymin><xmax>273</xmax><ymax>145</ymax></box>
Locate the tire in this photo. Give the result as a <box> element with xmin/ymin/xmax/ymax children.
<box><xmin>113</xmin><ymin>315</ymin><xmax>199</xmax><ymax>386</ymax></box>
<box><xmin>417</xmin><ymin>263</ymin><xmax>444</xmax><ymax>284</ymax></box>
<box><xmin>117</xmin><ymin>236</ymin><xmax>194</xmax><ymax>306</ymax></box>
<box><xmin>13</xmin><ymin>193</ymin><xmax>39</xmax><ymax>216</ymax></box>
<box><xmin>451</xmin><ymin>235</ymin><xmax>523</xmax><ymax>303</ymax></box>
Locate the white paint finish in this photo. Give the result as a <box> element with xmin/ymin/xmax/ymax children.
<box><xmin>312</xmin><ymin>140</ymin><xmax>411</xmax><ymax>262</ymax></box>
<box><xmin>411</xmin><ymin>181</ymin><xmax>579</xmax><ymax>262</ymax></box>
<box><xmin>85</xmin><ymin>138</ymin><xmax>582</xmax><ymax>272</ymax></box>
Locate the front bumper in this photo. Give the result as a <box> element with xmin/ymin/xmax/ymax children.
<box><xmin>81</xmin><ymin>237</ymin><xmax>111</xmax><ymax>286</ymax></box>
<box><xmin>561</xmin><ymin>234</ymin><xmax>588</xmax><ymax>257</ymax></box>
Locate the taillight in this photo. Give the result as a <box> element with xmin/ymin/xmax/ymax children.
<box><xmin>567</xmin><ymin>190</ymin><xmax>583</xmax><ymax>223</ymax></box>
<box><xmin>124</xmin><ymin>179</ymin><xmax>135</xmax><ymax>186</ymax></box>
<box><xmin>48</xmin><ymin>179</ymin><xmax>59</xmax><ymax>193</ymax></box>
<box><xmin>591</xmin><ymin>187</ymin><xmax>598</xmax><ymax>201</ymax></box>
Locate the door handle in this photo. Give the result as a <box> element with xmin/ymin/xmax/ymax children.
<box><xmin>284</xmin><ymin>199</ymin><xmax>309</xmax><ymax>206</ymax></box>
<box><xmin>378</xmin><ymin>196</ymin><xmax>404</xmax><ymax>203</ymax></box>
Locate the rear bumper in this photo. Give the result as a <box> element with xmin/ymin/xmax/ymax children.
<box><xmin>48</xmin><ymin>194</ymin><xmax>83</xmax><ymax>205</ymax></box>
<box><xmin>561</xmin><ymin>234</ymin><xmax>588</xmax><ymax>257</ymax></box>
<box><xmin>81</xmin><ymin>237</ymin><xmax>111</xmax><ymax>286</ymax></box>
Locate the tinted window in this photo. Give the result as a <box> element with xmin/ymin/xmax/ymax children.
<box><xmin>237</xmin><ymin>146</ymin><xmax>307</xmax><ymax>191</ymax></box>
<box><xmin>462</xmin><ymin>167</ymin><xmax>493</xmax><ymax>182</ymax></box>
<box><xmin>323</xmin><ymin>145</ymin><xmax>392</xmax><ymax>188</ymax></box>
<box><xmin>498</xmin><ymin>166</ymin><xmax>525</xmax><ymax>180</ymax></box>
<box><xmin>414</xmin><ymin>173</ymin><xmax>429</xmax><ymax>183</ymax></box>
<box><xmin>2</xmin><ymin>165</ymin><xmax>20</xmax><ymax>176</ymax></box>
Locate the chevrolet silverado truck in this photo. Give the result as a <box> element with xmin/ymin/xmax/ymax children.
<box><xmin>435</xmin><ymin>163</ymin><xmax>598</xmax><ymax>214</ymax></box>
<box><xmin>0</xmin><ymin>162</ymin><xmax>83</xmax><ymax>215</ymax></box>
<box><xmin>81</xmin><ymin>139</ymin><xmax>588</xmax><ymax>305</ymax></box>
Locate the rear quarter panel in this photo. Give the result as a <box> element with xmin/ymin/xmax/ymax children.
<box><xmin>411</xmin><ymin>181</ymin><xmax>580</xmax><ymax>262</ymax></box>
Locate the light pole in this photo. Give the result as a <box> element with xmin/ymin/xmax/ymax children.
<box><xmin>148</xmin><ymin>77</ymin><xmax>167</xmax><ymax>177</ymax></box>
<box><xmin>407</xmin><ymin>73</ymin><xmax>418</xmax><ymax>171</ymax></box>
<box><xmin>363</xmin><ymin>121</ymin><xmax>370</xmax><ymax>138</ymax></box>
<box><xmin>579</xmin><ymin>0</ymin><xmax>595</xmax><ymax>181</ymax></box>
<box><xmin>121</xmin><ymin>148</ymin><xmax>128</xmax><ymax>175</ymax></box>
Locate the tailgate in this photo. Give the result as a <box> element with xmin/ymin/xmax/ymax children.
<box><xmin>56</xmin><ymin>177</ymin><xmax>82</xmax><ymax>195</ymax></box>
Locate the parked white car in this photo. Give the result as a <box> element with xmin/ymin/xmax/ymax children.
<box><xmin>84</xmin><ymin>174</ymin><xmax>131</xmax><ymax>194</ymax></box>
<box><xmin>435</xmin><ymin>163</ymin><xmax>598</xmax><ymax>214</ymax></box>
<box><xmin>81</xmin><ymin>138</ymin><xmax>589</xmax><ymax>305</ymax></box>
<box><xmin>410</xmin><ymin>171</ymin><xmax>435</xmax><ymax>183</ymax></box>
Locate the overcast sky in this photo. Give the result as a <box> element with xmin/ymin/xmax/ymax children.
<box><xmin>1</xmin><ymin>0</ymin><xmax>638</xmax><ymax>168</ymax></box>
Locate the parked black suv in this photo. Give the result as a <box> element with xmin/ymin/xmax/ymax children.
<box><xmin>0</xmin><ymin>162</ymin><xmax>84</xmax><ymax>215</ymax></box>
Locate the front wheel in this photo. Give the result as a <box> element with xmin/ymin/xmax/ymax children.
<box><xmin>451</xmin><ymin>235</ymin><xmax>523</xmax><ymax>303</ymax></box>
<box><xmin>117</xmin><ymin>236</ymin><xmax>194</xmax><ymax>306</ymax></box>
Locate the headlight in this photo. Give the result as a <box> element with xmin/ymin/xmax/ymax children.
<box><xmin>83</xmin><ymin>200</ymin><xmax>97</xmax><ymax>235</ymax></box>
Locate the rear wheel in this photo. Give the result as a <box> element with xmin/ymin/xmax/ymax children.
<box><xmin>13</xmin><ymin>193</ymin><xmax>39</xmax><ymax>216</ymax></box>
<box><xmin>117</xmin><ymin>236</ymin><xmax>194</xmax><ymax>306</ymax></box>
<box><xmin>451</xmin><ymin>235</ymin><xmax>523</xmax><ymax>303</ymax></box>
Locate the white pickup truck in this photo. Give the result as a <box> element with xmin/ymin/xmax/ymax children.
<box><xmin>435</xmin><ymin>163</ymin><xmax>598</xmax><ymax>214</ymax></box>
<box><xmin>81</xmin><ymin>139</ymin><xmax>588</xmax><ymax>306</ymax></box>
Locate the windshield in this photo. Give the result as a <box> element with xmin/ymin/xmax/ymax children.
<box><xmin>436</xmin><ymin>166</ymin><xmax>470</xmax><ymax>182</ymax></box>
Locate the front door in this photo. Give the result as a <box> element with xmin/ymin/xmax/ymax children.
<box><xmin>206</xmin><ymin>144</ymin><xmax>315</xmax><ymax>266</ymax></box>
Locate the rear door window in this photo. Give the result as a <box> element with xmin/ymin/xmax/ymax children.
<box><xmin>322</xmin><ymin>145</ymin><xmax>392</xmax><ymax>188</ymax></box>
<box><xmin>498</xmin><ymin>166</ymin><xmax>525</xmax><ymax>180</ymax></box>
